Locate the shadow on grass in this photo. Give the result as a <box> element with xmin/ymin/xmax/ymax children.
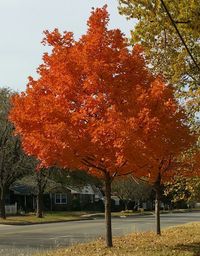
<box><xmin>174</xmin><ymin>242</ymin><xmax>200</xmax><ymax>256</ymax></box>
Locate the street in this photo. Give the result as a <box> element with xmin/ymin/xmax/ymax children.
<box><xmin>0</xmin><ymin>211</ymin><xmax>199</xmax><ymax>256</ymax></box>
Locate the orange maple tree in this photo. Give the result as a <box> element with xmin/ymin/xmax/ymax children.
<box><xmin>128</xmin><ymin>81</ymin><xmax>196</xmax><ymax>234</ymax></box>
<box><xmin>9</xmin><ymin>6</ymin><xmax>195</xmax><ymax>246</ymax></box>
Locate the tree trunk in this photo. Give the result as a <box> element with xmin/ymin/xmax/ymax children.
<box><xmin>36</xmin><ymin>191</ymin><xmax>43</xmax><ymax>218</ymax></box>
<box><xmin>154</xmin><ymin>172</ymin><xmax>162</xmax><ymax>235</ymax></box>
<box><xmin>155</xmin><ymin>188</ymin><xmax>161</xmax><ymax>235</ymax></box>
<box><xmin>124</xmin><ymin>200</ymin><xmax>128</xmax><ymax>211</ymax></box>
<box><xmin>105</xmin><ymin>173</ymin><xmax>113</xmax><ymax>247</ymax></box>
<box><xmin>0</xmin><ymin>188</ymin><xmax>6</xmax><ymax>219</ymax></box>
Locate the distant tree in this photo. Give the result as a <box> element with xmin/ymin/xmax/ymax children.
<box><xmin>165</xmin><ymin>176</ymin><xmax>200</xmax><ymax>208</ymax></box>
<box><xmin>164</xmin><ymin>148</ymin><xmax>200</xmax><ymax>208</ymax></box>
<box><xmin>0</xmin><ymin>88</ymin><xmax>29</xmax><ymax>219</ymax></box>
<box><xmin>112</xmin><ymin>176</ymin><xmax>152</xmax><ymax>210</ymax></box>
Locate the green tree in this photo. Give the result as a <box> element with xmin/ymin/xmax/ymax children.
<box><xmin>164</xmin><ymin>147</ymin><xmax>200</xmax><ymax>208</ymax></box>
<box><xmin>119</xmin><ymin>0</ymin><xmax>200</xmax><ymax>116</ymax></box>
<box><xmin>164</xmin><ymin>176</ymin><xmax>200</xmax><ymax>207</ymax></box>
<box><xmin>0</xmin><ymin>88</ymin><xmax>29</xmax><ymax>219</ymax></box>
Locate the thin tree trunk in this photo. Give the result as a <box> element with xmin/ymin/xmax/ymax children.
<box><xmin>36</xmin><ymin>191</ymin><xmax>43</xmax><ymax>218</ymax></box>
<box><xmin>154</xmin><ymin>172</ymin><xmax>162</xmax><ymax>235</ymax></box>
<box><xmin>155</xmin><ymin>188</ymin><xmax>161</xmax><ymax>235</ymax></box>
<box><xmin>0</xmin><ymin>188</ymin><xmax>6</xmax><ymax>219</ymax></box>
<box><xmin>105</xmin><ymin>173</ymin><xmax>113</xmax><ymax>247</ymax></box>
<box><xmin>124</xmin><ymin>201</ymin><xmax>128</xmax><ymax>211</ymax></box>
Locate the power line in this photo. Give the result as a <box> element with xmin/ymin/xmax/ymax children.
<box><xmin>160</xmin><ymin>0</ymin><xmax>200</xmax><ymax>72</ymax></box>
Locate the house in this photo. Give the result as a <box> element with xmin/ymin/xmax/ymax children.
<box><xmin>48</xmin><ymin>184</ymin><xmax>104</xmax><ymax>211</ymax></box>
<box><xmin>6</xmin><ymin>183</ymin><xmax>104</xmax><ymax>213</ymax></box>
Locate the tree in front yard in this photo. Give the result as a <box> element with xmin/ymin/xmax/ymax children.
<box><xmin>0</xmin><ymin>88</ymin><xmax>29</xmax><ymax>219</ymax></box>
<box><xmin>9</xmin><ymin>6</ymin><xmax>194</xmax><ymax>246</ymax></box>
<box><xmin>131</xmin><ymin>92</ymin><xmax>196</xmax><ymax>235</ymax></box>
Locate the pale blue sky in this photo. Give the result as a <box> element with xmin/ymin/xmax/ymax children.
<box><xmin>0</xmin><ymin>0</ymin><xmax>135</xmax><ymax>92</ymax></box>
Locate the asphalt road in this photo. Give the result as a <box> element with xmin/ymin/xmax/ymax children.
<box><xmin>0</xmin><ymin>211</ymin><xmax>200</xmax><ymax>256</ymax></box>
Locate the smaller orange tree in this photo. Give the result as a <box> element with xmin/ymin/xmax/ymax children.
<box><xmin>127</xmin><ymin>82</ymin><xmax>196</xmax><ymax>234</ymax></box>
<box><xmin>164</xmin><ymin>146</ymin><xmax>200</xmax><ymax>209</ymax></box>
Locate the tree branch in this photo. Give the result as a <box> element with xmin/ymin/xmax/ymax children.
<box><xmin>160</xmin><ymin>0</ymin><xmax>200</xmax><ymax>72</ymax></box>
<box><xmin>81</xmin><ymin>158</ymin><xmax>106</xmax><ymax>174</ymax></box>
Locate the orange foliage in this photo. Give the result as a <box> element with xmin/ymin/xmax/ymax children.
<box><xmin>127</xmin><ymin>78</ymin><xmax>196</xmax><ymax>184</ymax></box>
<box><xmin>9</xmin><ymin>6</ymin><xmax>195</xmax><ymax>182</ymax></box>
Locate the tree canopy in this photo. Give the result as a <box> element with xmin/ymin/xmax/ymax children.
<box><xmin>9</xmin><ymin>6</ymin><xmax>173</xmax><ymax>179</ymax></box>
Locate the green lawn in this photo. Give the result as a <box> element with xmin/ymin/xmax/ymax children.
<box><xmin>0</xmin><ymin>211</ymin><xmax>89</xmax><ymax>225</ymax></box>
<box><xmin>0</xmin><ymin>210</ymin><xmax>144</xmax><ymax>225</ymax></box>
<box><xmin>36</xmin><ymin>222</ymin><xmax>200</xmax><ymax>256</ymax></box>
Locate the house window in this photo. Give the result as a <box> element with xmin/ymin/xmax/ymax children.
<box><xmin>55</xmin><ymin>193</ymin><xmax>67</xmax><ymax>204</ymax></box>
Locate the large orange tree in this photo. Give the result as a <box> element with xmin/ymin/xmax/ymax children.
<box><xmin>9</xmin><ymin>6</ymin><xmax>194</xmax><ymax>246</ymax></box>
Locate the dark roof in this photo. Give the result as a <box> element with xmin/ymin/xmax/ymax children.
<box><xmin>10</xmin><ymin>183</ymin><xmax>37</xmax><ymax>195</ymax></box>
